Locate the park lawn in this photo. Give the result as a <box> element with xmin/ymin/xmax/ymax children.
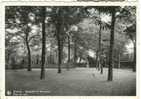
<box><xmin>5</xmin><ymin>68</ymin><xmax>136</xmax><ymax>96</ymax></box>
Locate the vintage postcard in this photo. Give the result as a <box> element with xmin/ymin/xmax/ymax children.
<box><xmin>0</xmin><ymin>1</ymin><xmax>139</xmax><ymax>99</ymax></box>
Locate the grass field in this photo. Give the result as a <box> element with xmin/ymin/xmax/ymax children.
<box><xmin>5</xmin><ymin>68</ymin><xmax>136</xmax><ymax>96</ymax></box>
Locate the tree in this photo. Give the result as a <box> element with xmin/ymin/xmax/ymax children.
<box><xmin>93</xmin><ymin>6</ymin><xmax>119</xmax><ymax>81</ymax></box>
<box><xmin>49</xmin><ymin>7</ymin><xmax>87</xmax><ymax>72</ymax></box>
<box><xmin>114</xmin><ymin>6</ymin><xmax>136</xmax><ymax>71</ymax></box>
<box><xmin>25</xmin><ymin>25</ymin><xmax>32</xmax><ymax>71</ymax></box>
<box><xmin>40</xmin><ymin>7</ymin><xmax>46</xmax><ymax>79</ymax></box>
<box><xmin>67</xmin><ymin>29</ymin><xmax>71</xmax><ymax>70</ymax></box>
<box><xmin>107</xmin><ymin>7</ymin><xmax>116</xmax><ymax>81</ymax></box>
<box><xmin>120</xmin><ymin>7</ymin><xmax>136</xmax><ymax>71</ymax></box>
<box><xmin>55</xmin><ymin>8</ymin><xmax>64</xmax><ymax>73</ymax></box>
<box><xmin>88</xmin><ymin>6</ymin><xmax>119</xmax><ymax>81</ymax></box>
<box><xmin>5</xmin><ymin>7</ymin><xmax>36</xmax><ymax>71</ymax></box>
<box><xmin>98</xmin><ymin>15</ymin><xmax>102</xmax><ymax>73</ymax></box>
<box><xmin>124</xmin><ymin>24</ymin><xmax>136</xmax><ymax>72</ymax></box>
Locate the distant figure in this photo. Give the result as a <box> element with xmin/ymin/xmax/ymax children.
<box><xmin>87</xmin><ymin>55</ymin><xmax>94</xmax><ymax>68</ymax></box>
<box><xmin>86</xmin><ymin>56</ymin><xmax>89</xmax><ymax>68</ymax></box>
<box><xmin>101</xmin><ymin>53</ymin><xmax>106</xmax><ymax>67</ymax></box>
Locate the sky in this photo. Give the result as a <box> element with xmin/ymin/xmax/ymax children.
<box><xmin>101</xmin><ymin>13</ymin><xmax>111</xmax><ymax>23</ymax></box>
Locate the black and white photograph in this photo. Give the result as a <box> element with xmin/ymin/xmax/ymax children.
<box><xmin>5</xmin><ymin>6</ymin><xmax>136</xmax><ymax>96</ymax></box>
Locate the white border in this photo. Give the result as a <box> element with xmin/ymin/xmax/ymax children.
<box><xmin>0</xmin><ymin>2</ymin><xmax>139</xmax><ymax>99</ymax></box>
<box><xmin>1</xmin><ymin>1</ymin><xmax>137</xmax><ymax>6</ymax></box>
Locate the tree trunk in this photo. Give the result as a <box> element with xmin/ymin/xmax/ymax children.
<box><xmin>57</xmin><ymin>33</ymin><xmax>62</xmax><ymax>73</ymax></box>
<box><xmin>67</xmin><ymin>35</ymin><xmax>71</xmax><ymax>70</ymax></box>
<box><xmin>56</xmin><ymin>8</ymin><xmax>64</xmax><ymax>73</ymax></box>
<box><xmin>79</xmin><ymin>57</ymin><xmax>82</xmax><ymax>63</ymax></box>
<box><xmin>99</xmin><ymin>21</ymin><xmax>102</xmax><ymax>73</ymax></box>
<box><xmin>133</xmin><ymin>41</ymin><xmax>136</xmax><ymax>72</ymax></box>
<box><xmin>96</xmin><ymin>57</ymin><xmax>100</xmax><ymax>70</ymax></box>
<box><xmin>118</xmin><ymin>51</ymin><xmax>121</xmax><ymax>69</ymax></box>
<box><xmin>61</xmin><ymin>40</ymin><xmax>64</xmax><ymax>64</ymax></box>
<box><xmin>95</xmin><ymin>50</ymin><xmax>98</xmax><ymax>69</ymax></box>
<box><xmin>100</xmin><ymin>55</ymin><xmax>103</xmax><ymax>74</ymax></box>
<box><xmin>25</xmin><ymin>33</ymin><xmax>31</xmax><ymax>71</ymax></box>
<box><xmin>104</xmin><ymin>57</ymin><xmax>106</xmax><ymax>67</ymax></box>
<box><xmin>40</xmin><ymin>7</ymin><xmax>46</xmax><ymax>80</ymax></box>
<box><xmin>11</xmin><ymin>56</ymin><xmax>16</xmax><ymax>69</ymax></box>
<box><xmin>50</xmin><ymin>48</ymin><xmax>52</xmax><ymax>64</ymax></box>
<box><xmin>108</xmin><ymin>8</ymin><xmax>116</xmax><ymax>81</ymax></box>
<box><xmin>6</xmin><ymin>52</ymin><xmax>8</xmax><ymax>63</ymax></box>
<box><xmin>36</xmin><ymin>57</ymin><xmax>39</xmax><ymax>64</ymax></box>
<box><xmin>100</xmin><ymin>64</ymin><xmax>103</xmax><ymax>74</ymax></box>
<box><xmin>74</xmin><ymin>38</ymin><xmax>77</xmax><ymax>65</ymax></box>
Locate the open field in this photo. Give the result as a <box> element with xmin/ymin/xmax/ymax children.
<box><xmin>6</xmin><ymin>68</ymin><xmax>136</xmax><ymax>96</ymax></box>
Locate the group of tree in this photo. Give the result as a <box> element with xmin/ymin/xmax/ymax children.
<box><xmin>5</xmin><ymin>6</ymin><xmax>136</xmax><ymax>81</ymax></box>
